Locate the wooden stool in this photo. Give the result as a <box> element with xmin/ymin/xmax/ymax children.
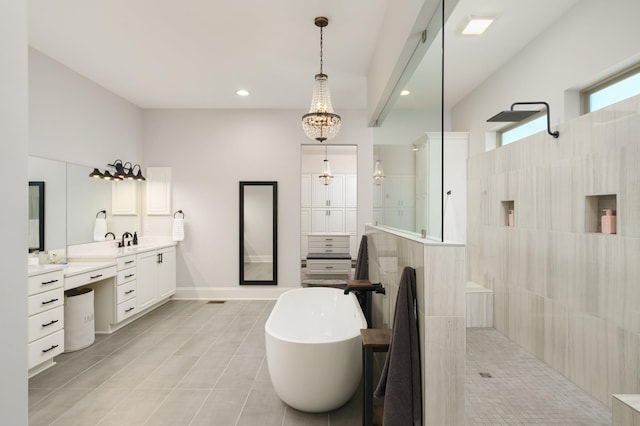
<box><xmin>360</xmin><ymin>328</ymin><xmax>391</xmax><ymax>426</ymax></box>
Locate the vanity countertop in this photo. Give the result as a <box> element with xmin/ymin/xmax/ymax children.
<box><xmin>67</xmin><ymin>238</ymin><xmax>177</xmax><ymax>260</ymax></box>
<box><xmin>27</xmin><ymin>264</ymin><xmax>66</xmax><ymax>277</ymax></box>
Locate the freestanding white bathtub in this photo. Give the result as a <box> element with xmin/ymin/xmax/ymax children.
<box><xmin>265</xmin><ymin>287</ymin><xmax>367</xmax><ymax>413</ymax></box>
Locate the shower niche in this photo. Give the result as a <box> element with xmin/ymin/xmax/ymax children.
<box><xmin>585</xmin><ymin>194</ymin><xmax>617</xmax><ymax>234</ymax></box>
<box><xmin>501</xmin><ymin>200</ymin><xmax>515</xmax><ymax>227</ymax></box>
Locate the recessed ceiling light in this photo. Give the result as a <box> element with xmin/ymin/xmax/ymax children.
<box><xmin>461</xmin><ymin>17</ymin><xmax>494</xmax><ymax>35</ymax></box>
<box><xmin>236</xmin><ymin>89</ymin><xmax>250</xmax><ymax>97</ymax></box>
<box><xmin>400</xmin><ymin>90</ymin><xmax>411</xmax><ymax>96</ymax></box>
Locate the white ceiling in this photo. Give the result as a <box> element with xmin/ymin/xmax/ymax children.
<box><xmin>28</xmin><ymin>0</ymin><xmax>579</xmax><ymax>111</ymax></box>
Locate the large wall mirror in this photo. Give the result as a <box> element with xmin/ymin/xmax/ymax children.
<box><xmin>27</xmin><ymin>155</ymin><xmax>142</xmax><ymax>253</ymax></box>
<box><xmin>28</xmin><ymin>181</ymin><xmax>45</xmax><ymax>252</ymax></box>
<box><xmin>239</xmin><ymin>181</ymin><xmax>278</xmax><ymax>285</ymax></box>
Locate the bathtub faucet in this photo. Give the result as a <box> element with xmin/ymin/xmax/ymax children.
<box><xmin>344</xmin><ymin>281</ymin><xmax>385</xmax><ymax>327</ymax></box>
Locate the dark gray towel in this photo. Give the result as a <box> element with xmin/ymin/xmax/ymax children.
<box><xmin>354</xmin><ymin>235</ymin><xmax>369</xmax><ymax>280</ymax></box>
<box><xmin>374</xmin><ymin>266</ymin><xmax>422</xmax><ymax>426</ymax></box>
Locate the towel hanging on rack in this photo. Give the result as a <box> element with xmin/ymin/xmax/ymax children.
<box><xmin>93</xmin><ymin>210</ymin><xmax>107</xmax><ymax>241</ymax></box>
<box><xmin>172</xmin><ymin>210</ymin><xmax>185</xmax><ymax>241</ymax></box>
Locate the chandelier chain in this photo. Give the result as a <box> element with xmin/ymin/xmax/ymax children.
<box><xmin>319</xmin><ymin>25</ymin><xmax>323</xmax><ymax>75</ymax></box>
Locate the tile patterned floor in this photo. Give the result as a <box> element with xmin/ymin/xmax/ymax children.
<box><xmin>29</xmin><ymin>300</ymin><xmax>612</xmax><ymax>425</ymax></box>
<box><xmin>466</xmin><ymin>328</ymin><xmax>611</xmax><ymax>425</ymax></box>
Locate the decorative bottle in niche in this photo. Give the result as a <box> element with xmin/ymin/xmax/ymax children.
<box><xmin>601</xmin><ymin>209</ymin><xmax>616</xmax><ymax>234</ymax></box>
<box><xmin>508</xmin><ymin>209</ymin><xmax>515</xmax><ymax>227</ymax></box>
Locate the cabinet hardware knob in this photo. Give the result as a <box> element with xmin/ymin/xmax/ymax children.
<box><xmin>42</xmin><ymin>344</ymin><xmax>59</xmax><ymax>353</ymax></box>
<box><xmin>42</xmin><ymin>319</ymin><xmax>59</xmax><ymax>327</ymax></box>
<box><xmin>41</xmin><ymin>298</ymin><xmax>59</xmax><ymax>305</ymax></box>
<box><xmin>325</xmin><ymin>266</ymin><xmax>333</xmax><ymax>269</ymax></box>
<box><xmin>125</xmin><ymin>307</ymin><xmax>135</xmax><ymax>313</ymax></box>
<box><xmin>90</xmin><ymin>274</ymin><xmax>103</xmax><ymax>279</ymax></box>
<box><xmin>124</xmin><ymin>289</ymin><xmax>135</xmax><ymax>295</ymax></box>
<box><xmin>125</xmin><ymin>260</ymin><xmax>134</xmax><ymax>264</ymax></box>
<box><xmin>125</xmin><ymin>274</ymin><xmax>134</xmax><ymax>278</ymax></box>
<box><xmin>41</xmin><ymin>279</ymin><xmax>58</xmax><ymax>285</ymax></box>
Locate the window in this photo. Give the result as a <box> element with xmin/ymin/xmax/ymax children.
<box><xmin>584</xmin><ymin>65</ymin><xmax>640</xmax><ymax>113</ymax></box>
<box><xmin>499</xmin><ymin>115</ymin><xmax>547</xmax><ymax>146</ymax></box>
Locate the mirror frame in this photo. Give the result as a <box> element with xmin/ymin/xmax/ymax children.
<box><xmin>28</xmin><ymin>181</ymin><xmax>45</xmax><ymax>253</ymax></box>
<box><xmin>239</xmin><ymin>181</ymin><xmax>278</xmax><ymax>285</ymax></box>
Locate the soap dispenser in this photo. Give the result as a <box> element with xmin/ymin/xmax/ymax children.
<box><xmin>133</xmin><ymin>231</ymin><xmax>138</xmax><ymax>245</ymax></box>
<box><xmin>601</xmin><ymin>209</ymin><xmax>616</xmax><ymax>234</ymax></box>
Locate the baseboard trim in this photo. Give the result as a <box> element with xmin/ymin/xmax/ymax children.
<box><xmin>173</xmin><ymin>286</ymin><xmax>295</xmax><ymax>300</ymax></box>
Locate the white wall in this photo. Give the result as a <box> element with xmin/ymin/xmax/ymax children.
<box><xmin>1</xmin><ymin>0</ymin><xmax>28</xmax><ymax>422</ymax></box>
<box><xmin>142</xmin><ymin>109</ymin><xmax>373</xmax><ymax>297</ymax></box>
<box><xmin>28</xmin><ymin>48</ymin><xmax>143</xmax><ymax>166</ymax></box>
<box><xmin>452</xmin><ymin>0</ymin><xmax>640</xmax><ymax>157</ymax></box>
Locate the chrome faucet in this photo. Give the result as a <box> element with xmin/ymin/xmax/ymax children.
<box><xmin>120</xmin><ymin>232</ymin><xmax>133</xmax><ymax>247</ymax></box>
<box><xmin>104</xmin><ymin>232</ymin><xmax>116</xmax><ymax>240</ymax></box>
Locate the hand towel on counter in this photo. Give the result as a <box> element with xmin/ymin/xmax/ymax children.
<box><xmin>93</xmin><ymin>218</ymin><xmax>107</xmax><ymax>242</ymax></box>
<box><xmin>374</xmin><ymin>266</ymin><xmax>422</xmax><ymax>426</ymax></box>
<box><xmin>172</xmin><ymin>217</ymin><xmax>184</xmax><ymax>241</ymax></box>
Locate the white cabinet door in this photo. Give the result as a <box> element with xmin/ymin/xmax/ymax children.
<box><xmin>311</xmin><ymin>209</ymin><xmax>329</xmax><ymax>233</ymax></box>
<box><xmin>311</xmin><ymin>177</ymin><xmax>328</xmax><ymax>207</ymax></box>
<box><xmin>327</xmin><ymin>175</ymin><xmax>345</xmax><ymax>207</ymax></box>
<box><xmin>157</xmin><ymin>248</ymin><xmax>176</xmax><ymax>300</ymax></box>
<box><xmin>146</xmin><ymin>167</ymin><xmax>172</xmax><ymax>215</ymax></box>
<box><xmin>136</xmin><ymin>250</ymin><xmax>158</xmax><ymax>311</ymax></box>
<box><xmin>112</xmin><ymin>180</ymin><xmax>138</xmax><ymax>215</ymax></box>
<box><xmin>327</xmin><ymin>209</ymin><xmax>345</xmax><ymax>233</ymax></box>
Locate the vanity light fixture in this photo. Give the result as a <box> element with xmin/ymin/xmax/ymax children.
<box><xmin>461</xmin><ymin>16</ymin><xmax>494</xmax><ymax>35</ymax></box>
<box><xmin>373</xmin><ymin>160</ymin><xmax>385</xmax><ymax>185</ymax></box>
<box><xmin>89</xmin><ymin>159</ymin><xmax>146</xmax><ymax>181</ymax></box>
<box><xmin>319</xmin><ymin>145</ymin><xmax>334</xmax><ymax>186</ymax></box>
<box><xmin>301</xmin><ymin>16</ymin><xmax>341</xmax><ymax>143</ymax></box>
<box><xmin>400</xmin><ymin>90</ymin><xmax>411</xmax><ymax>96</ymax></box>
<box><xmin>487</xmin><ymin>101</ymin><xmax>560</xmax><ymax>138</ymax></box>
<box><xmin>236</xmin><ymin>89</ymin><xmax>250</xmax><ymax>97</ymax></box>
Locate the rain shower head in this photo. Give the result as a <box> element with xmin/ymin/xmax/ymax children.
<box><xmin>487</xmin><ymin>101</ymin><xmax>559</xmax><ymax>138</ymax></box>
<box><xmin>487</xmin><ymin>109</ymin><xmax>539</xmax><ymax>122</ymax></box>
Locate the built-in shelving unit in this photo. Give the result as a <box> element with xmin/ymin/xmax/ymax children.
<box><xmin>501</xmin><ymin>200</ymin><xmax>515</xmax><ymax>227</ymax></box>
<box><xmin>585</xmin><ymin>194</ymin><xmax>617</xmax><ymax>234</ymax></box>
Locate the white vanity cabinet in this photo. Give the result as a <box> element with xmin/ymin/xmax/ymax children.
<box><xmin>27</xmin><ymin>268</ymin><xmax>65</xmax><ymax>374</ymax></box>
<box><xmin>115</xmin><ymin>255</ymin><xmax>137</xmax><ymax>322</ymax></box>
<box><xmin>136</xmin><ymin>246</ymin><xmax>176</xmax><ymax>311</ymax></box>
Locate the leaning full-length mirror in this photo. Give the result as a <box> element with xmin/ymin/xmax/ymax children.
<box><xmin>240</xmin><ymin>181</ymin><xmax>278</xmax><ymax>285</ymax></box>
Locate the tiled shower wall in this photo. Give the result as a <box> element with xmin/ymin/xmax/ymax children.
<box><xmin>367</xmin><ymin>225</ymin><xmax>465</xmax><ymax>425</ymax></box>
<box><xmin>467</xmin><ymin>95</ymin><xmax>640</xmax><ymax>407</ymax></box>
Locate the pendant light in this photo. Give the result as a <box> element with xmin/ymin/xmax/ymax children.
<box><xmin>301</xmin><ymin>17</ymin><xmax>341</xmax><ymax>143</ymax></box>
<box><xmin>319</xmin><ymin>145</ymin><xmax>334</xmax><ymax>186</ymax></box>
<box><xmin>373</xmin><ymin>160</ymin><xmax>385</xmax><ymax>185</ymax></box>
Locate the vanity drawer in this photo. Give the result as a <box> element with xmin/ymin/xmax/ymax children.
<box><xmin>117</xmin><ymin>268</ymin><xmax>136</xmax><ymax>285</ymax></box>
<box><xmin>116</xmin><ymin>280</ymin><xmax>136</xmax><ymax>303</ymax></box>
<box><xmin>117</xmin><ymin>255</ymin><xmax>136</xmax><ymax>270</ymax></box>
<box><xmin>116</xmin><ymin>298</ymin><xmax>137</xmax><ymax>323</ymax></box>
<box><xmin>28</xmin><ymin>306</ymin><xmax>64</xmax><ymax>342</ymax></box>
<box><xmin>28</xmin><ymin>329</ymin><xmax>64</xmax><ymax>369</ymax></box>
<box><xmin>65</xmin><ymin>265</ymin><xmax>117</xmax><ymax>290</ymax></box>
<box><xmin>308</xmin><ymin>235</ymin><xmax>349</xmax><ymax>245</ymax></box>
<box><xmin>28</xmin><ymin>288</ymin><xmax>64</xmax><ymax>316</ymax></box>
<box><xmin>306</xmin><ymin>259</ymin><xmax>351</xmax><ymax>275</ymax></box>
<box><xmin>28</xmin><ymin>270</ymin><xmax>64</xmax><ymax>296</ymax></box>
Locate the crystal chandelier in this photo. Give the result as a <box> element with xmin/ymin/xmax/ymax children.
<box><xmin>373</xmin><ymin>160</ymin><xmax>385</xmax><ymax>185</ymax></box>
<box><xmin>319</xmin><ymin>146</ymin><xmax>334</xmax><ymax>185</ymax></box>
<box><xmin>302</xmin><ymin>17</ymin><xmax>341</xmax><ymax>143</ymax></box>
